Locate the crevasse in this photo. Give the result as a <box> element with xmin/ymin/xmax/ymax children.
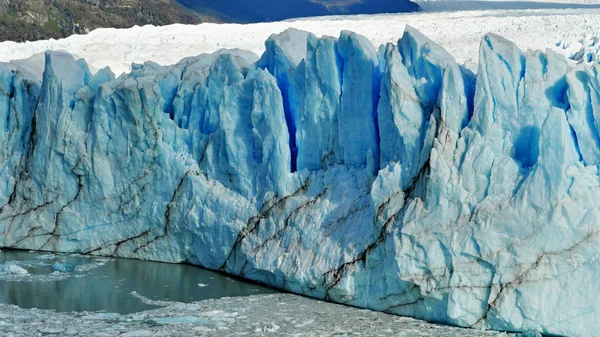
<box><xmin>0</xmin><ymin>26</ymin><xmax>598</xmax><ymax>337</ymax></box>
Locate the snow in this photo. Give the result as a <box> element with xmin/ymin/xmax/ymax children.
<box><xmin>2</xmin><ymin>7</ymin><xmax>600</xmax><ymax>75</ymax></box>
<box><xmin>0</xmin><ymin>294</ymin><xmax>515</xmax><ymax>336</ymax></box>
<box><xmin>416</xmin><ymin>0</ymin><xmax>600</xmax><ymax>11</ymax></box>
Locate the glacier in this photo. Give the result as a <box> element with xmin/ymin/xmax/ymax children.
<box><xmin>0</xmin><ymin>25</ymin><xmax>599</xmax><ymax>337</ymax></box>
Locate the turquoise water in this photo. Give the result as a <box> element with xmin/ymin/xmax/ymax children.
<box><xmin>0</xmin><ymin>250</ymin><xmax>277</xmax><ymax>314</ymax></box>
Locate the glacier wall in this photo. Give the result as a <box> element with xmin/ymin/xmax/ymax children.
<box><xmin>0</xmin><ymin>26</ymin><xmax>599</xmax><ymax>337</ymax></box>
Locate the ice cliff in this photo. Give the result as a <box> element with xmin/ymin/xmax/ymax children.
<box><xmin>0</xmin><ymin>26</ymin><xmax>598</xmax><ymax>337</ymax></box>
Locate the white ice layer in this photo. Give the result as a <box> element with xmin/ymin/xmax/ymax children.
<box><xmin>0</xmin><ymin>26</ymin><xmax>598</xmax><ymax>337</ymax></box>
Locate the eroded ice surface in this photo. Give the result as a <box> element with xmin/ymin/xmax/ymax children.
<box><xmin>0</xmin><ymin>25</ymin><xmax>598</xmax><ymax>337</ymax></box>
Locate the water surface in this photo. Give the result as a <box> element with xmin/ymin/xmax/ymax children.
<box><xmin>0</xmin><ymin>250</ymin><xmax>277</xmax><ymax>314</ymax></box>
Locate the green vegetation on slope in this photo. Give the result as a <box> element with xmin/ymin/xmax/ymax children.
<box><xmin>0</xmin><ymin>0</ymin><xmax>218</xmax><ymax>42</ymax></box>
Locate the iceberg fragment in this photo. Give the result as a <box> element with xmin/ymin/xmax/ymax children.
<box><xmin>0</xmin><ymin>262</ymin><xmax>28</xmax><ymax>276</ymax></box>
<box><xmin>51</xmin><ymin>262</ymin><xmax>75</xmax><ymax>273</ymax></box>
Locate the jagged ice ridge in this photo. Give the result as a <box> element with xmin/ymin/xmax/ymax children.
<box><xmin>0</xmin><ymin>26</ymin><xmax>598</xmax><ymax>337</ymax></box>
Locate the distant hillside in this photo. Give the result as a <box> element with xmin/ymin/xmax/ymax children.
<box><xmin>0</xmin><ymin>0</ymin><xmax>219</xmax><ymax>42</ymax></box>
<box><xmin>176</xmin><ymin>0</ymin><xmax>421</xmax><ymax>23</ymax></box>
<box><xmin>0</xmin><ymin>0</ymin><xmax>421</xmax><ymax>43</ymax></box>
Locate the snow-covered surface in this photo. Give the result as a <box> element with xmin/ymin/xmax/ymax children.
<box><xmin>416</xmin><ymin>0</ymin><xmax>600</xmax><ymax>11</ymax></box>
<box><xmin>2</xmin><ymin>7</ymin><xmax>600</xmax><ymax>75</ymax></box>
<box><xmin>0</xmin><ymin>293</ymin><xmax>518</xmax><ymax>337</ymax></box>
<box><xmin>419</xmin><ymin>0</ymin><xmax>600</xmax><ymax>4</ymax></box>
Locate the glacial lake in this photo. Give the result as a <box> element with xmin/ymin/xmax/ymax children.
<box><xmin>0</xmin><ymin>249</ymin><xmax>277</xmax><ymax>314</ymax></box>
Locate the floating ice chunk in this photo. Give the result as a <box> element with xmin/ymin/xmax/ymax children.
<box><xmin>74</xmin><ymin>261</ymin><xmax>107</xmax><ymax>272</ymax></box>
<box><xmin>149</xmin><ymin>316</ymin><xmax>209</xmax><ymax>325</ymax></box>
<box><xmin>120</xmin><ymin>330</ymin><xmax>153</xmax><ymax>337</ymax></box>
<box><xmin>261</xmin><ymin>323</ymin><xmax>280</xmax><ymax>332</ymax></box>
<box><xmin>82</xmin><ymin>313</ymin><xmax>122</xmax><ymax>321</ymax></box>
<box><xmin>38</xmin><ymin>326</ymin><xmax>66</xmax><ymax>334</ymax></box>
<box><xmin>0</xmin><ymin>263</ymin><xmax>28</xmax><ymax>276</ymax></box>
<box><xmin>35</xmin><ymin>254</ymin><xmax>56</xmax><ymax>260</ymax></box>
<box><xmin>130</xmin><ymin>291</ymin><xmax>173</xmax><ymax>307</ymax></box>
<box><xmin>294</xmin><ymin>319</ymin><xmax>314</xmax><ymax>327</ymax></box>
<box><xmin>51</xmin><ymin>262</ymin><xmax>75</xmax><ymax>273</ymax></box>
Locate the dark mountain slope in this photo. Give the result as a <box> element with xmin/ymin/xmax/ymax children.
<box><xmin>0</xmin><ymin>0</ymin><xmax>219</xmax><ymax>42</ymax></box>
<box><xmin>176</xmin><ymin>0</ymin><xmax>421</xmax><ymax>23</ymax></box>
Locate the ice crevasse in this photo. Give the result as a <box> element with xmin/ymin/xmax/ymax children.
<box><xmin>0</xmin><ymin>25</ymin><xmax>598</xmax><ymax>337</ymax></box>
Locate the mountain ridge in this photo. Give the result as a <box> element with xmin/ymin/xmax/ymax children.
<box><xmin>0</xmin><ymin>0</ymin><xmax>218</xmax><ymax>42</ymax></box>
<box><xmin>0</xmin><ymin>0</ymin><xmax>421</xmax><ymax>43</ymax></box>
<box><xmin>175</xmin><ymin>0</ymin><xmax>421</xmax><ymax>23</ymax></box>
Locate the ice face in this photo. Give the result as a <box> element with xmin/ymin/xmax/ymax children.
<box><xmin>0</xmin><ymin>27</ymin><xmax>598</xmax><ymax>337</ymax></box>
